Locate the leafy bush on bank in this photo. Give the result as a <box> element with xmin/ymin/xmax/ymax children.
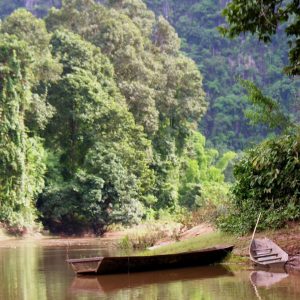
<box><xmin>218</xmin><ymin>133</ymin><xmax>300</xmax><ymax>234</ymax></box>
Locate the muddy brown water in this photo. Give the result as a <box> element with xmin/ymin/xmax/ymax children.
<box><xmin>0</xmin><ymin>239</ymin><xmax>300</xmax><ymax>300</ymax></box>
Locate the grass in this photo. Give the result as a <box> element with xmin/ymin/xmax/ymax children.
<box><xmin>141</xmin><ymin>231</ymin><xmax>235</xmax><ymax>255</ymax></box>
<box><xmin>118</xmin><ymin>221</ymin><xmax>182</xmax><ymax>250</ymax></box>
<box><xmin>139</xmin><ymin>230</ymin><xmax>249</xmax><ymax>266</ymax></box>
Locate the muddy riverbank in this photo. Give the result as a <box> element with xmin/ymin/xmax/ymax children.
<box><xmin>1</xmin><ymin>222</ymin><xmax>299</xmax><ymax>259</ymax></box>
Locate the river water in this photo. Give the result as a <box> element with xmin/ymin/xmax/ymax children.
<box><xmin>0</xmin><ymin>239</ymin><xmax>299</xmax><ymax>300</ymax></box>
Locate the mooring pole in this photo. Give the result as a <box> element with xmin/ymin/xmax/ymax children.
<box><xmin>251</xmin><ymin>212</ymin><xmax>262</xmax><ymax>244</ymax></box>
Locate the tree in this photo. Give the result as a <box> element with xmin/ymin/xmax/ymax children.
<box><xmin>219</xmin><ymin>133</ymin><xmax>300</xmax><ymax>233</ymax></box>
<box><xmin>179</xmin><ymin>131</ymin><xmax>235</xmax><ymax>209</ymax></box>
<box><xmin>220</xmin><ymin>0</ymin><xmax>300</xmax><ymax>76</ymax></box>
<box><xmin>109</xmin><ymin>0</ymin><xmax>156</xmax><ymax>37</ymax></box>
<box><xmin>45</xmin><ymin>0</ymin><xmax>209</xmax><ymax>216</ymax></box>
<box><xmin>46</xmin><ymin>0</ymin><xmax>161</xmax><ymax>134</ymax></box>
<box><xmin>1</xmin><ymin>9</ymin><xmax>61</xmax><ymax>84</ymax></box>
<box><xmin>146</xmin><ymin>0</ymin><xmax>299</xmax><ymax>151</ymax></box>
<box><xmin>0</xmin><ymin>34</ymin><xmax>46</xmax><ymax>228</ymax></box>
<box><xmin>242</xmin><ymin>80</ymin><xmax>294</xmax><ymax>131</ymax></box>
<box><xmin>46</xmin><ymin>0</ymin><xmax>207</xmax><ymax>138</ymax></box>
<box><xmin>218</xmin><ymin>0</ymin><xmax>300</xmax><ymax>233</ymax></box>
<box><xmin>1</xmin><ymin>9</ymin><xmax>62</xmax><ymax>132</ymax></box>
<box><xmin>38</xmin><ymin>30</ymin><xmax>154</xmax><ymax>234</ymax></box>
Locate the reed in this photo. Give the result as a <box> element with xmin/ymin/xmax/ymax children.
<box><xmin>119</xmin><ymin>221</ymin><xmax>182</xmax><ymax>250</ymax></box>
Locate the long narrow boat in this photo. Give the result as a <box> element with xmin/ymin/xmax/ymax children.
<box><xmin>249</xmin><ymin>238</ymin><xmax>288</xmax><ymax>268</ymax></box>
<box><xmin>67</xmin><ymin>245</ymin><xmax>234</xmax><ymax>275</ymax></box>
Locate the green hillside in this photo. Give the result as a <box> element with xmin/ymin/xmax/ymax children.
<box><xmin>145</xmin><ymin>0</ymin><xmax>299</xmax><ymax>150</ymax></box>
<box><xmin>1</xmin><ymin>1</ymin><xmax>298</xmax><ymax>150</ymax></box>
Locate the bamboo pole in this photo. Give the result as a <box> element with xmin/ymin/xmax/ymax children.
<box><xmin>251</xmin><ymin>212</ymin><xmax>262</xmax><ymax>244</ymax></box>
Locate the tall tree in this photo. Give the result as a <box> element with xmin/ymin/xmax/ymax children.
<box><xmin>0</xmin><ymin>10</ymin><xmax>61</xmax><ymax>230</ymax></box>
<box><xmin>45</xmin><ymin>0</ymin><xmax>207</xmax><ymax>213</ymax></box>
<box><xmin>38</xmin><ymin>30</ymin><xmax>154</xmax><ymax>234</ymax></box>
<box><xmin>0</xmin><ymin>35</ymin><xmax>46</xmax><ymax>228</ymax></box>
<box><xmin>1</xmin><ymin>9</ymin><xmax>62</xmax><ymax>132</ymax></box>
<box><xmin>46</xmin><ymin>0</ymin><xmax>207</xmax><ymax>138</ymax></box>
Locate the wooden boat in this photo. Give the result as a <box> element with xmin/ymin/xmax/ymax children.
<box><xmin>67</xmin><ymin>245</ymin><xmax>234</xmax><ymax>275</ymax></box>
<box><xmin>249</xmin><ymin>238</ymin><xmax>288</xmax><ymax>268</ymax></box>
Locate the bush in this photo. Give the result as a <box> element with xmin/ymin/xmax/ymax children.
<box><xmin>218</xmin><ymin>133</ymin><xmax>300</xmax><ymax>234</ymax></box>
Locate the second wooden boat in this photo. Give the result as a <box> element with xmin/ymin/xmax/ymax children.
<box><xmin>249</xmin><ymin>238</ymin><xmax>288</xmax><ymax>268</ymax></box>
<box><xmin>67</xmin><ymin>245</ymin><xmax>234</xmax><ymax>275</ymax></box>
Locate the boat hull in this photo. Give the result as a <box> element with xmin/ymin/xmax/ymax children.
<box><xmin>67</xmin><ymin>245</ymin><xmax>234</xmax><ymax>275</ymax></box>
<box><xmin>249</xmin><ymin>238</ymin><xmax>288</xmax><ymax>269</ymax></box>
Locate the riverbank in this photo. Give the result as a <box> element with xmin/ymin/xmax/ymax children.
<box><xmin>114</xmin><ymin>221</ymin><xmax>300</xmax><ymax>258</ymax></box>
<box><xmin>1</xmin><ymin>222</ymin><xmax>299</xmax><ymax>259</ymax></box>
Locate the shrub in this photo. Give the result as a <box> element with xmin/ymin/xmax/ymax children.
<box><xmin>218</xmin><ymin>133</ymin><xmax>300</xmax><ymax>233</ymax></box>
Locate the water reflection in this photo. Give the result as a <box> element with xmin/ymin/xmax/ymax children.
<box><xmin>249</xmin><ymin>270</ymin><xmax>300</xmax><ymax>300</ymax></box>
<box><xmin>70</xmin><ymin>265</ymin><xmax>233</xmax><ymax>295</ymax></box>
<box><xmin>1</xmin><ymin>241</ymin><xmax>300</xmax><ymax>300</ymax></box>
<box><xmin>0</xmin><ymin>246</ymin><xmax>47</xmax><ymax>300</ymax></box>
<box><xmin>250</xmin><ymin>270</ymin><xmax>289</xmax><ymax>288</ymax></box>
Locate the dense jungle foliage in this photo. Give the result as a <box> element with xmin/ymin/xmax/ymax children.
<box><xmin>1</xmin><ymin>1</ymin><xmax>299</xmax><ymax>151</ymax></box>
<box><xmin>0</xmin><ymin>0</ymin><xmax>299</xmax><ymax>235</ymax></box>
<box><xmin>144</xmin><ymin>0</ymin><xmax>299</xmax><ymax>150</ymax></box>
<box><xmin>0</xmin><ymin>0</ymin><xmax>235</xmax><ymax>234</ymax></box>
<box><xmin>218</xmin><ymin>0</ymin><xmax>300</xmax><ymax>233</ymax></box>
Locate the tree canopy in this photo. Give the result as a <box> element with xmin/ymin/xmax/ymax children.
<box><xmin>220</xmin><ymin>0</ymin><xmax>300</xmax><ymax>76</ymax></box>
<box><xmin>0</xmin><ymin>1</ymin><xmax>234</xmax><ymax>234</ymax></box>
<box><xmin>145</xmin><ymin>0</ymin><xmax>299</xmax><ymax>151</ymax></box>
<box><xmin>1</xmin><ymin>0</ymin><xmax>298</xmax><ymax>151</ymax></box>
<box><xmin>218</xmin><ymin>0</ymin><xmax>300</xmax><ymax>233</ymax></box>
<box><xmin>0</xmin><ymin>34</ymin><xmax>46</xmax><ymax>228</ymax></box>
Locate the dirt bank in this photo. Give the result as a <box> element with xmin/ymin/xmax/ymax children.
<box><xmin>234</xmin><ymin>222</ymin><xmax>300</xmax><ymax>257</ymax></box>
<box><xmin>148</xmin><ymin>223</ymin><xmax>215</xmax><ymax>249</ymax></box>
<box><xmin>1</xmin><ymin>222</ymin><xmax>299</xmax><ymax>258</ymax></box>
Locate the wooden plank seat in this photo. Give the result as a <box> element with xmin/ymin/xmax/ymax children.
<box><xmin>254</xmin><ymin>253</ymin><xmax>278</xmax><ymax>259</ymax></box>
<box><xmin>254</xmin><ymin>252</ymin><xmax>273</xmax><ymax>256</ymax></box>
<box><xmin>257</xmin><ymin>257</ymin><xmax>282</xmax><ymax>262</ymax></box>
<box><xmin>67</xmin><ymin>257</ymin><xmax>103</xmax><ymax>263</ymax></box>
<box><xmin>253</xmin><ymin>248</ymin><xmax>272</xmax><ymax>252</ymax></box>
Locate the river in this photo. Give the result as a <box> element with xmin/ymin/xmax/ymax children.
<box><xmin>0</xmin><ymin>238</ymin><xmax>299</xmax><ymax>300</ymax></box>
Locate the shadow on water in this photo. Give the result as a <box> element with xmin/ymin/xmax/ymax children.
<box><xmin>69</xmin><ymin>265</ymin><xmax>233</xmax><ymax>295</ymax></box>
